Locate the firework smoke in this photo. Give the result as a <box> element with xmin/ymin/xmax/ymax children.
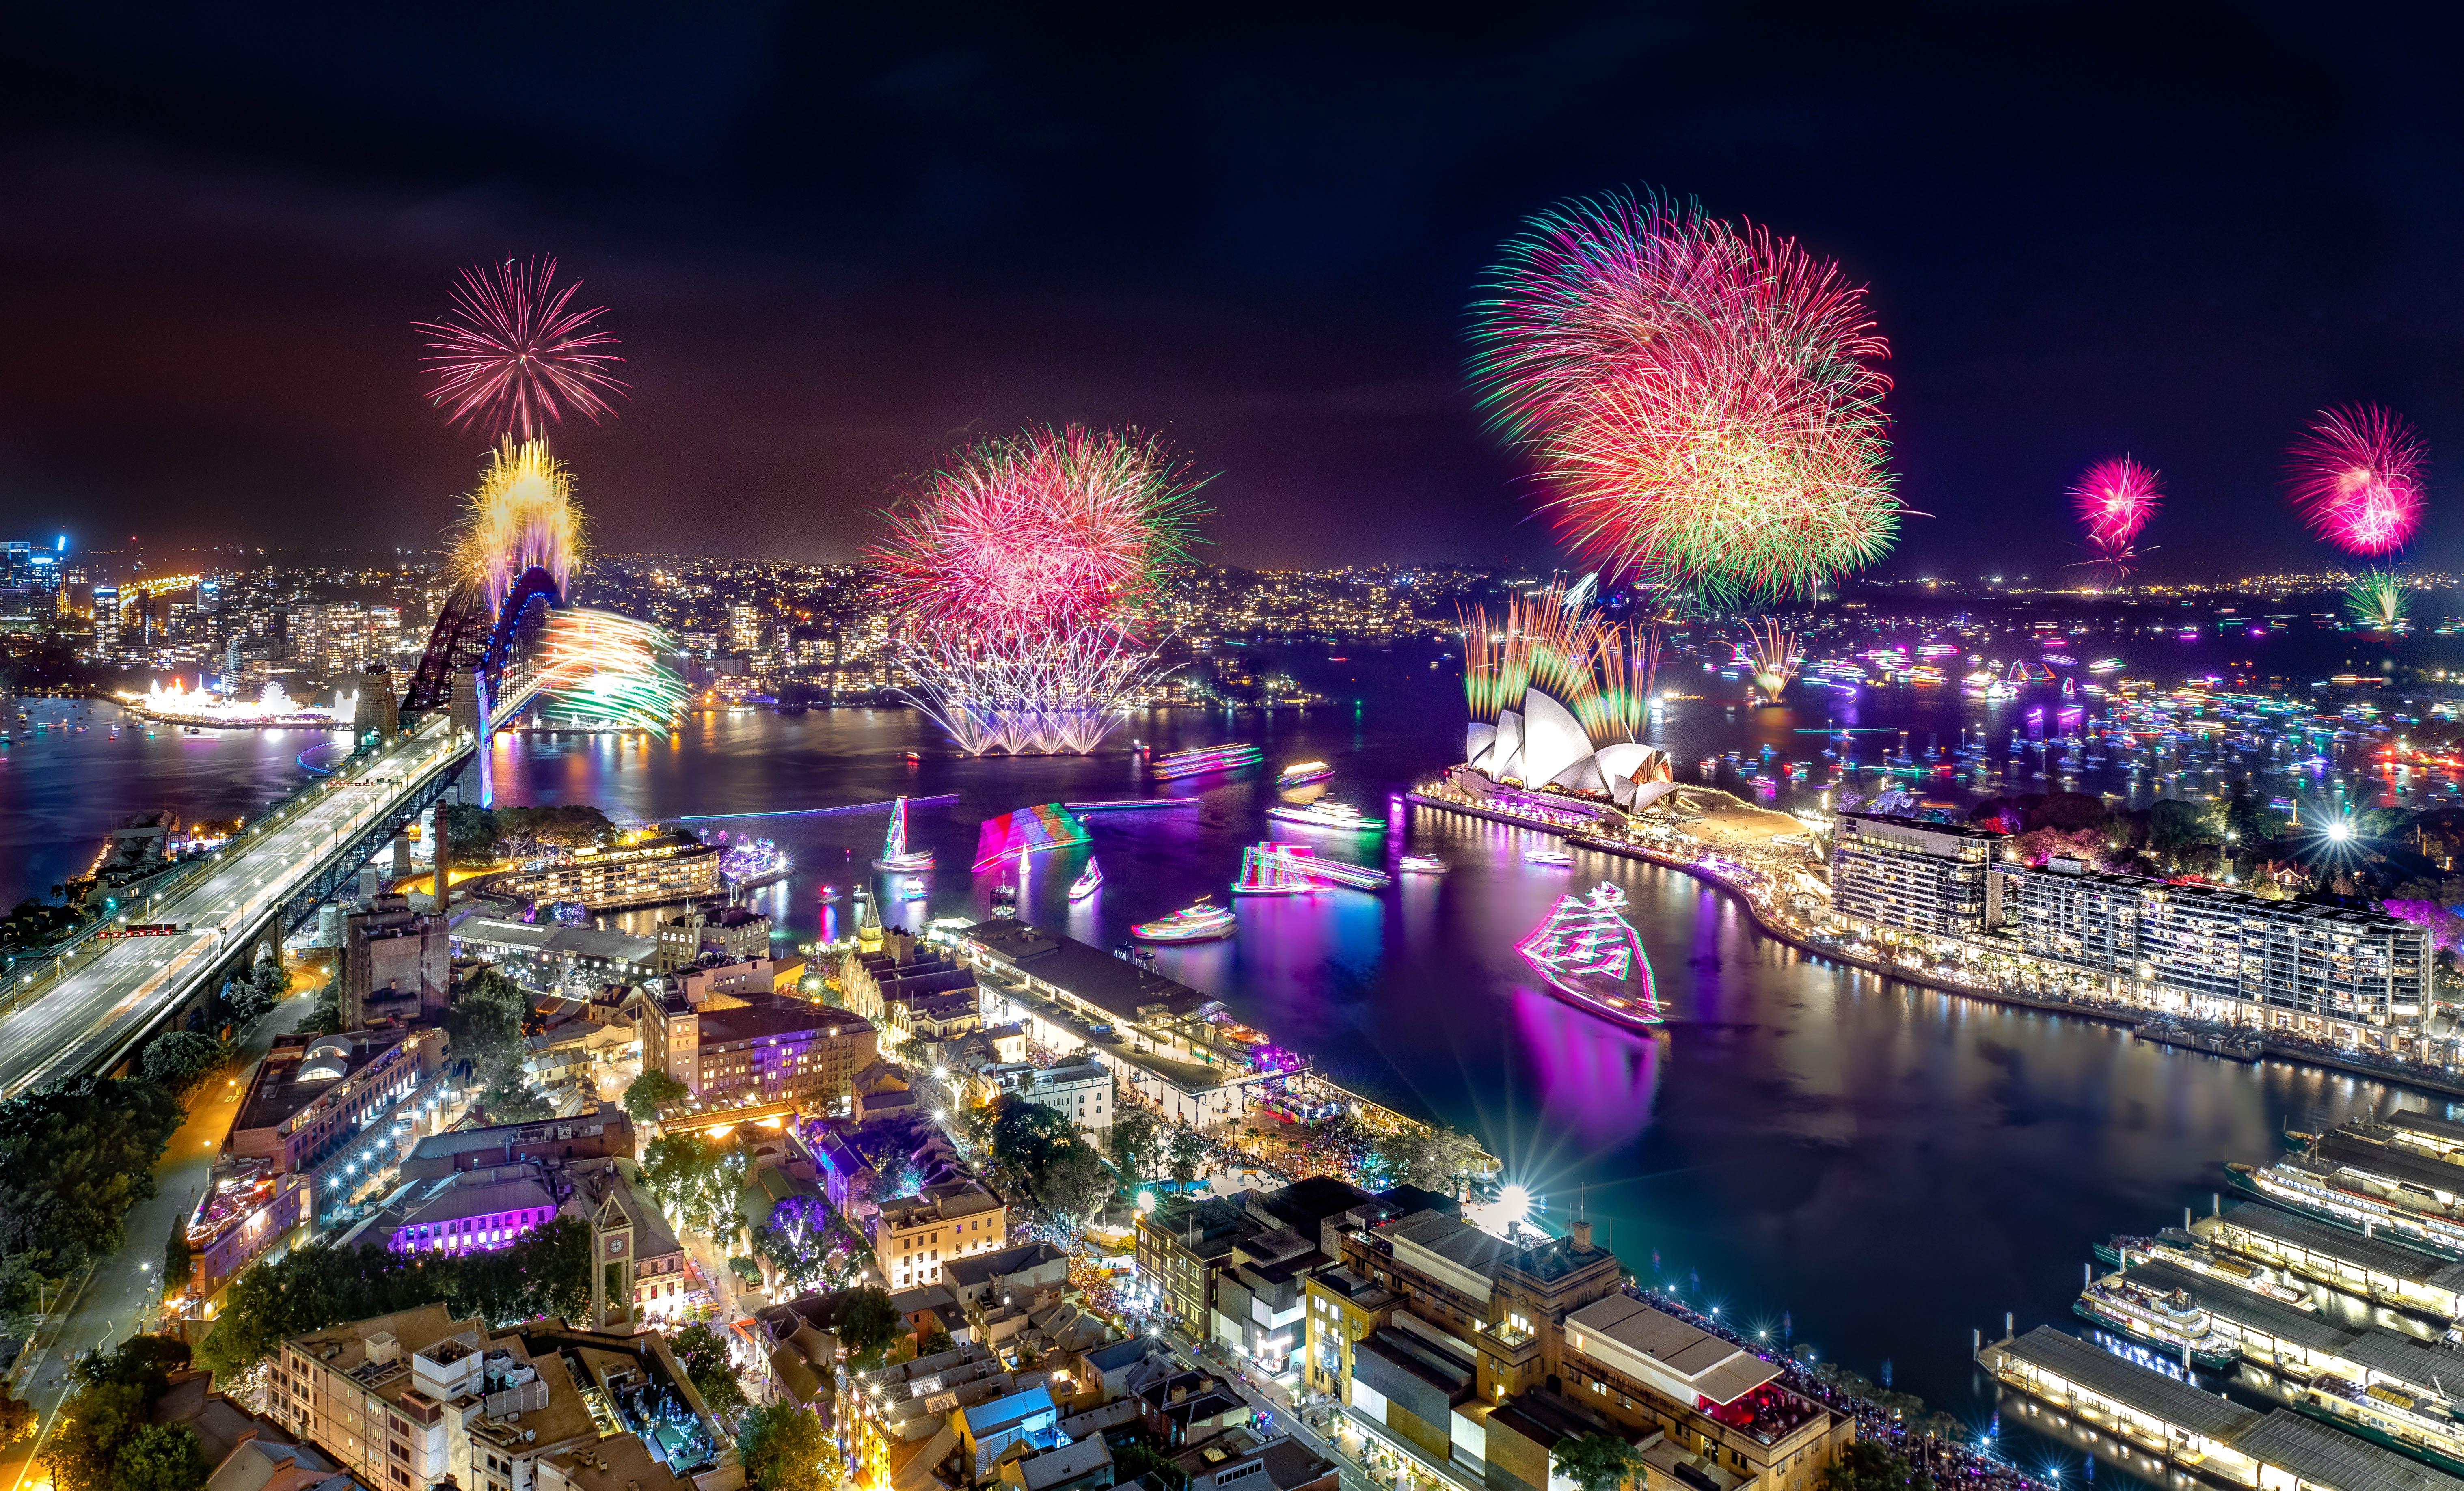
<box><xmin>417</xmin><ymin>256</ymin><xmax>626</xmax><ymax>439</ymax></box>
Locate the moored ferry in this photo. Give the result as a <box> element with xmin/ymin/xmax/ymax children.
<box><xmin>2233</xmin><ymin>1132</ymin><xmax>2464</xmax><ymax>1257</ymax></box>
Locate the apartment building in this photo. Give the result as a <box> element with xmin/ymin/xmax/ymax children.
<box><xmin>983</xmin><ymin>1060</ymin><xmax>1114</xmax><ymax>1135</ymax></box>
<box><xmin>877</xmin><ymin>1178</ymin><xmax>1009</xmax><ymax>1289</ymax></box>
<box><xmin>229</xmin><ymin>1027</ymin><xmax>447</xmax><ymax>1174</ymax></box>
<box><xmin>498</xmin><ymin>833</ymin><xmax>721</xmax><ymax>911</ymax></box>
<box><xmin>638</xmin><ymin>986</ymin><xmax>877</xmax><ymax>1103</ymax></box>
<box><xmin>1827</xmin><ymin>812</ymin><xmax>2001</xmax><ymax>937</ymax></box>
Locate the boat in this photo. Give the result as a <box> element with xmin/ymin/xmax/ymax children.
<box><xmin>1276</xmin><ymin>760</ymin><xmax>1334</xmax><ymax>786</ymax></box>
<box><xmin>1266</xmin><ymin>800</ymin><xmax>1383</xmax><ymax>833</ymax></box>
<box><xmin>1514</xmin><ymin>883</ymin><xmax>1663</xmax><ymax>1027</ymax></box>
<box><xmin>1068</xmin><ymin>857</ymin><xmax>1103</xmax><ymax>902</ymax></box>
<box><xmin>872</xmin><ymin>796</ymin><xmax>935</xmax><ymax>870</ymax></box>
<box><xmin>1524</xmin><ymin>846</ymin><xmax>1575</xmax><ymax>866</ymax></box>
<box><xmin>1233</xmin><ymin>844</ymin><xmax>1316</xmax><ymax>896</ymax></box>
<box><xmin>898</xmin><ymin>877</ymin><xmax>929</xmax><ymax>902</ymax></box>
<box><xmin>2090</xmin><ymin>658</ymin><xmax>2126</xmax><ymax>673</ymax></box>
<box><xmin>1276</xmin><ymin>844</ymin><xmax>1392</xmax><ymax>890</ymax></box>
<box><xmin>1150</xmin><ymin>743</ymin><xmax>1263</xmax><ymax>780</ymax></box>
<box><xmin>1133</xmin><ymin>898</ymin><xmax>1236</xmax><ymax>942</ymax></box>
<box><xmin>816</xmin><ymin>883</ymin><xmax>839</xmax><ymax>900</ymax></box>
<box><xmin>1399</xmin><ymin>854</ymin><xmax>1448</xmax><ymax>874</ymax></box>
<box><xmin>903</xmin><ymin>751</ymin><xmax>923</xmax><ymax>764</ymax></box>
<box><xmin>2071</xmin><ymin>1278</ymin><xmax>2239</xmax><ymax>1369</ymax></box>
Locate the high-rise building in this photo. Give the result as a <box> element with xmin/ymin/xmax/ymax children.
<box><xmin>1827</xmin><ymin>811</ymin><xmax>2002</xmax><ymax>937</ymax></box>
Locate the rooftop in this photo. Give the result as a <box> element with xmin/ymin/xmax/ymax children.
<box><xmin>1564</xmin><ymin>1294</ymin><xmax>1786</xmax><ymax>1409</ymax></box>
<box><xmin>2000</xmin><ymin>1327</ymin><xmax>2263</xmax><ymax>1442</ymax></box>
<box><xmin>962</xmin><ymin>920</ymin><xmax>1220</xmax><ymax>1024</ymax></box>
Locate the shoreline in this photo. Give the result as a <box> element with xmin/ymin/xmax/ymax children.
<box><xmin>1404</xmin><ymin>792</ymin><xmax>2464</xmax><ymax>1103</ymax></box>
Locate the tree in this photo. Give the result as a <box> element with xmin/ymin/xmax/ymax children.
<box><xmin>1552</xmin><ymin>1433</ymin><xmax>1646</xmax><ymax>1491</ymax></box>
<box><xmin>0</xmin><ymin>1384</ymin><xmax>33</xmax><ymax>1447</ymax></box>
<box><xmin>753</xmin><ymin>1196</ymin><xmax>864</xmax><ymax>1295</ymax></box>
<box><xmin>442</xmin><ymin>804</ymin><xmax>503</xmax><ymax>865</ymax></box>
<box><xmin>139</xmin><ymin>1031</ymin><xmax>226</xmax><ymax>1096</ymax></box>
<box><xmin>1035</xmin><ymin>1143</ymin><xmax>1113</xmax><ymax>1226</ymax></box>
<box><xmin>1380</xmin><ymin>1126</ymin><xmax>1483</xmax><ymax>1193</ymax></box>
<box><xmin>41</xmin><ymin>1379</ymin><xmax>146</xmax><ymax>1491</ymax></box>
<box><xmin>736</xmin><ymin>1400</ymin><xmax>838</xmax><ymax>1491</ymax></box>
<box><xmin>1110</xmin><ymin>1107</ymin><xmax>1161</xmax><ymax>1183</ymax></box>
<box><xmin>163</xmin><ymin>1221</ymin><xmax>194</xmax><ymax>1291</ymax></box>
<box><xmin>1167</xmin><ymin>1129</ymin><xmax>1205</xmax><ymax>1191</ymax></box>
<box><xmin>834</xmin><ymin>1287</ymin><xmax>905</xmax><ymax>1370</ymax></box>
<box><xmin>671</xmin><ymin>1322</ymin><xmax>749</xmax><ymax>1418</ymax></box>
<box><xmin>112</xmin><ymin>1424</ymin><xmax>213</xmax><ymax>1491</ymax></box>
<box><xmin>916</xmin><ymin>1328</ymin><xmax>955</xmax><ymax>1358</ymax></box>
<box><xmin>1113</xmin><ymin>1439</ymin><xmax>1188</xmax><ymax>1491</ymax></box>
<box><xmin>2149</xmin><ymin>798</ymin><xmax>2219</xmax><ymax>857</ymax></box>
<box><xmin>642</xmin><ymin>1133</ymin><xmax>753</xmax><ymax>1242</ymax></box>
<box><xmin>0</xmin><ymin>1078</ymin><xmax>185</xmax><ymax>1318</ymax></box>
<box><xmin>1814</xmin><ymin>1441</ymin><xmax>1929</xmax><ymax>1491</ymax></box>
<box><xmin>624</xmin><ymin>1070</ymin><xmax>691</xmax><ymax>1123</ymax></box>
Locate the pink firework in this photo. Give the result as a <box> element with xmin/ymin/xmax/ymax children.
<box><xmin>415</xmin><ymin>256</ymin><xmax>626</xmax><ymax>438</ymax></box>
<box><xmin>2287</xmin><ymin>404</ymin><xmax>2426</xmax><ymax>556</ymax></box>
<box><xmin>2071</xmin><ymin>457</ymin><xmax>2160</xmax><ymax>546</ymax></box>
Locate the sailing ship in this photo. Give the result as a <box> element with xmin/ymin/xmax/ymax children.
<box><xmin>1068</xmin><ymin>857</ymin><xmax>1104</xmax><ymax>902</ymax></box>
<box><xmin>1514</xmin><ymin>883</ymin><xmax>1663</xmax><ymax>1028</ymax></box>
<box><xmin>1234</xmin><ymin>844</ymin><xmax>1316</xmax><ymax>896</ymax></box>
<box><xmin>1132</xmin><ymin>898</ymin><xmax>1235</xmax><ymax>942</ymax></box>
<box><xmin>872</xmin><ymin>796</ymin><xmax>935</xmax><ymax>871</ymax></box>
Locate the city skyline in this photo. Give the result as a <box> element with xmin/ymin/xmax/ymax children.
<box><xmin>7</xmin><ymin>9</ymin><xmax>2464</xmax><ymax>578</ymax></box>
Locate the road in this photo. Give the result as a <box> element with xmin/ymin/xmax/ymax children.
<box><xmin>0</xmin><ymin>713</ymin><xmax>477</xmax><ymax>1096</ymax></box>
<box><xmin>1161</xmin><ymin>1333</ymin><xmax>1389</xmax><ymax>1491</ymax></box>
<box><xmin>0</xmin><ymin>994</ymin><xmax>318</xmax><ymax>1491</ymax></box>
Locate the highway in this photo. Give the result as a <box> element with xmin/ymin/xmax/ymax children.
<box><xmin>0</xmin><ymin>713</ymin><xmax>477</xmax><ymax>1096</ymax></box>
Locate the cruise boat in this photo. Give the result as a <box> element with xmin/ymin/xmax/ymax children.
<box><xmin>1524</xmin><ymin>846</ymin><xmax>1575</xmax><ymax>866</ymax></box>
<box><xmin>1276</xmin><ymin>760</ymin><xmax>1334</xmax><ymax>786</ymax></box>
<box><xmin>1275</xmin><ymin>844</ymin><xmax>1391</xmax><ymax>890</ymax></box>
<box><xmin>897</xmin><ymin>877</ymin><xmax>928</xmax><ymax>902</ymax></box>
<box><xmin>1398</xmin><ymin>854</ymin><xmax>1448</xmax><ymax>874</ymax></box>
<box><xmin>1150</xmin><ymin>743</ymin><xmax>1263</xmax><ymax>780</ymax></box>
<box><xmin>1133</xmin><ymin>898</ymin><xmax>1236</xmax><ymax>942</ymax></box>
<box><xmin>2072</xmin><ymin>1271</ymin><xmax>2239</xmax><ymax>1368</ymax></box>
<box><xmin>1514</xmin><ymin>883</ymin><xmax>1663</xmax><ymax>1028</ymax></box>
<box><xmin>2231</xmin><ymin>1131</ymin><xmax>2464</xmax><ymax>1256</ymax></box>
<box><xmin>1068</xmin><ymin>857</ymin><xmax>1103</xmax><ymax>902</ymax></box>
<box><xmin>1265</xmin><ymin>800</ymin><xmax>1383</xmax><ymax>833</ymax></box>
<box><xmin>872</xmin><ymin>796</ymin><xmax>935</xmax><ymax>871</ymax></box>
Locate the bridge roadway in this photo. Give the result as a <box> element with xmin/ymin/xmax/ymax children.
<box><xmin>0</xmin><ymin>689</ymin><xmax>532</xmax><ymax>1097</ymax></box>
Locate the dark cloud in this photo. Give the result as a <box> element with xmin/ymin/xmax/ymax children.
<box><xmin>0</xmin><ymin>2</ymin><xmax>2459</xmax><ymax>575</ymax></box>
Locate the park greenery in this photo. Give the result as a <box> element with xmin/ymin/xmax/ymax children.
<box><xmin>641</xmin><ymin>1131</ymin><xmax>756</xmax><ymax>1244</ymax></box>
<box><xmin>1551</xmin><ymin>1432</ymin><xmax>1647</xmax><ymax>1491</ymax></box>
<box><xmin>448</xmin><ymin>967</ymin><xmax>551</xmax><ymax>1121</ymax></box>
<box><xmin>441</xmin><ymin>803</ymin><xmax>619</xmax><ymax>867</ymax></box>
<box><xmin>42</xmin><ymin>1335</ymin><xmax>207</xmax><ymax>1491</ymax></box>
<box><xmin>0</xmin><ymin>1076</ymin><xmax>186</xmax><ymax>1329</ymax></box>
<box><xmin>198</xmin><ymin>1220</ymin><xmax>591</xmax><ymax>1375</ymax></box>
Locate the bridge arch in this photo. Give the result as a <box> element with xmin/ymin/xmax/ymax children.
<box><xmin>402</xmin><ymin>565</ymin><xmax>564</xmax><ymax>714</ymax></box>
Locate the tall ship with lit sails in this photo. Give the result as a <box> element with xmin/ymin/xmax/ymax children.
<box><xmin>1514</xmin><ymin>883</ymin><xmax>1663</xmax><ymax>1029</ymax></box>
<box><xmin>872</xmin><ymin>796</ymin><xmax>935</xmax><ymax>872</ymax></box>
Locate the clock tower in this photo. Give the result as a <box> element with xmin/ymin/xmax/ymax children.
<box><xmin>589</xmin><ymin>1187</ymin><xmax>636</xmax><ymax>1333</ymax></box>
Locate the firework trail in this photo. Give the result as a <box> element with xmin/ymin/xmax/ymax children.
<box><xmin>1468</xmin><ymin>188</ymin><xmax>1898</xmax><ymax>606</ymax></box>
<box><xmin>868</xmin><ymin>425</ymin><xmax>1211</xmax><ymax>754</ymax></box>
<box><xmin>2346</xmin><ymin>570</ymin><xmax>2408</xmax><ymax>630</ymax></box>
<box><xmin>1745</xmin><ymin>617</ymin><xmax>1801</xmax><ymax>703</ymax></box>
<box><xmin>451</xmin><ymin>437</ymin><xmax>587</xmax><ymax>609</ymax></box>
<box><xmin>536</xmin><ymin>609</ymin><xmax>688</xmax><ymax>730</ymax></box>
<box><xmin>2288</xmin><ymin>405</ymin><xmax>2426</xmax><ymax>556</ymax></box>
<box><xmin>1459</xmin><ymin>586</ymin><xmax>1655</xmax><ymax>743</ymax></box>
<box><xmin>416</xmin><ymin>256</ymin><xmax>626</xmax><ymax>439</ymax></box>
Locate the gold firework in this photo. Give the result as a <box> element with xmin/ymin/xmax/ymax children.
<box><xmin>451</xmin><ymin>436</ymin><xmax>587</xmax><ymax>605</ymax></box>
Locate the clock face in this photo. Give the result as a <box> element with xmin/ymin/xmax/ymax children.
<box><xmin>608</xmin><ymin>1237</ymin><xmax>627</xmax><ymax>1256</ymax></box>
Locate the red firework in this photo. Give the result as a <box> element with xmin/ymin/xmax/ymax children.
<box><xmin>867</xmin><ymin>425</ymin><xmax>1207</xmax><ymax>641</ymax></box>
<box><xmin>2071</xmin><ymin>457</ymin><xmax>2160</xmax><ymax>546</ymax></box>
<box><xmin>2287</xmin><ymin>404</ymin><xmax>2426</xmax><ymax>556</ymax></box>
<box><xmin>415</xmin><ymin>256</ymin><xmax>626</xmax><ymax>438</ymax></box>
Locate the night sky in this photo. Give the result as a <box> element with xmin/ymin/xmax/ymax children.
<box><xmin>3</xmin><ymin>3</ymin><xmax>2462</xmax><ymax>578</ymax></box>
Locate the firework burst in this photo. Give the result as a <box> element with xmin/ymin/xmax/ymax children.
<box><xmin>2346</xmin><ymin>570</ymin><xmax>2408</xmax><ymax>630</ymax></box>
<box><xmin>451</xmin><ymin>437</ymin><xmax>586</xmax><ymax>609</ymax></box>
<box><xmin>1745</xmin><ymin>617</ymin><xmax>1801</xmax><ymax>703</ymax></box>
<box><xmin>1468</xmin><ymin>188</ymin><xmax>1898</xmax><ymax>605</ymax></box>
<box><xmin>2072</xmin><ymin>457</ymin><xmax>2160</xmax><ymax>546</ymax></box>
<box><xmin>416</xmin><ymin>256</ymin><xmax>626</xmax><ymax>439</ymax></box>
<box><xmin>535</xmin><ymin>609</ymin><xmax>689</xmax><ymax>730</ymax></box>
<box><xmin>868</xmin><ymin>425</ymin><xmax>1211</xmax><ymax>754</ymax></box>
<box><xmin>1460</xmin><ymin>587</ymin><xmax>1656</xmax><ymax>743</ymax></box>
<box><xmin>2287</xmin><ymin>405</ymin><xmax>2426</xmax><ymax>556</ymax></box>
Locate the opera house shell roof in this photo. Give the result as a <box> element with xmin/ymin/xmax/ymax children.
<box><xmin>1464</xmin><ymin>686</ymin><xmax>1674</xmax><ymax>809</ymax></box>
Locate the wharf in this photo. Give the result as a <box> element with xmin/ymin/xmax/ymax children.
<box><xmin>2203</xmin><ymin>1202</ymin><xmax>2464</xmax><ymax>1322</ymax></box>
<box><xmin>1406</xmin><ymin>793</ymin><xmax>2464</xmax><ymax>1104</ymax></box>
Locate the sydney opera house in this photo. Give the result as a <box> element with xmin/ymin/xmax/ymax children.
<box><xmin>1454</xmin><ymin>686</ymin><xmax>1675</xmax><ymax>815</ymax></box>
<box><xmin>1449</xmin><ymin>591</ymin><xmax>1675</xmax><ymax>818</ymax></box>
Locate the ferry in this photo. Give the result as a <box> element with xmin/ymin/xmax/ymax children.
<box><xmin>2231</xmin><ymin>1139</ymin><xmax>2464</xmax><ymax>1256</ymax></box>
<box><xmin>1068</xmin><ymin>857</ymin><xmax>1103</xmax><ymax>902</ymax></box>
<box><xmin>1234</xmin><ymin>844</ymin><xmax>1316</xmax><ymax>896</ymax></box>
<box><xmin>1524</xmin><ymin>846</ymin><xmax>1575</xmax><ymax>867</ymax></box>
<box><xmin>2089</xmin><ymin>658</ymin><xmax>2126</xmax><ymax>673</ymax></box>
<box><xmin>1150</xmin><ymin>743</ymin><xmax>1263</xmax><ymax>780</ymax></box>
<box><xmin>897</xmin><ymin>877</ymin><xmax>929</xmax><ymax>902</ymax></box>
<box><xmin>1266</xmin><ymin>800</ymin><xmax>1383</xmax><ymax>833</ymax></box>
<box><xmin>1276</xmin><ymin>845</ymin><xmax>1392</xmax><ymax>890</ymax></box>
<box><xmin>2073</xmin><ymin>1272</ymin><xmax>2239</xmax><ymax>1368</ymax></box>
<box><xmin>872</xmin><ymin>796</ymin><xmax>935</xmax><ymax>871</ymax></box>
<box><xmin>1133</xmin><ymin>898</ymin><xmax>1236</xmax><ymax>942</ymax></box>
<box><xmin>2042</xmin><ymin>652</ymin><xmax>2079</xmax><ymax>667</ymax></box>
<box><xmin>1276</xmin><ymin>760</ymin><xmax>1334</xmax><ymax>787</ymax></box>
<box><xmin>1399</xmin><ymin>854</ymin><xmax>1448</xmax><ymax>874</ymax></box>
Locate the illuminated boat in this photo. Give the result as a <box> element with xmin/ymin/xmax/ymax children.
<box><xmin>897</xmin><ymin>878</ymin><xmax>928</xmax><ymax>902</ymax></box>
<box><xmin>1399</xmin><ymin>854</ymin><xmax>1448</xmax><ymax>874</ymax></box>
<box><xmin>1514</xmin><ymin>882</ymin><xmax>1663</xmax><ymax>1028</ymax></box>
<box><xmin>1916</xmin><ymin>644</ymin><xmax>1959</xmax><ymax>657</ymax></box>
<box><xmin>1068</xmin><ymin>857</ymin><xmax>1103</xmax><ymax>902</ymax></box>
<box><xmin>1150</xmin><ymin>743</ymin><xmax>1263</xmax><ymax>780</ymax></box>
<box><xmin>2042</xmin><ymin>652</ymin><xmax>2079</xmax><ymax>666</ymax></box>
<box><xmin>1524</xmin><ymin>846</ymin><xmax>1575</xmax><ymax>867</ymax></box>
<box><xmin>2089</xmin><ymin>658</ymin><xmax>2126</xmax><ymax>673</ymax></box>
<box><xmin>1133</xmin><ymin>898</ymin><xmax>1235</xmax><ymax>942</ymax></box>
<box><xmin>1275</xmin><ymin>844</ymin><xmax>1391</xmax><ymax>890</ymax></box>
<box><xmin>1233</xmin><ymin>844</ymin><xmax>1315</xmax><ymax>896</ymax></box>
<box><xmin>1265</xmin><ymin>800</ymin><xmax>1383</xmax><ymax>833</ymax></box>
<box><xmin>1276</xmin><ymin>760</ymin><xmax>1334</xmax><ymax>786</ymax></box>
<box><xmin>872</xmin><ymin>796</ymin><xmax>935</xmax><ymax>871</ymax></box>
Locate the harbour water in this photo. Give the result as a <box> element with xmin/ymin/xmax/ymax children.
<box><xmin>2</xmin><ymin>630</ymin><xmax>2450</xmax><ymax>1467</ymax></box>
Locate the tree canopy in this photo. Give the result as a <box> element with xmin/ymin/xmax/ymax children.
<box><xmin>139</xmin><ymin>1031</ymin><xmax>226</xmax><ymax>1096</ymax></box>
<box><xmin>624</xmin><ymin>1070</ymin><xmax>690</xmax><ymax>1123</ymax></box>
<box><xmin>641</xmin><ymin>1132</ymin><xmax>754</xmax><ymax>1243</ymax></box>
<box><xmin>1551</xmin><ymin>1433</ymin><xmax>1646</xmax><ymax>1491</ymax></box>
<box><xmin>736</xmin><ymin>1400</ymin><xmax>838</xmax><ymax>1491</ymax></box>
<box><xmin>43</xmin><ymin>1336</ymin><xmax>201</xmax><ymax>1491</ymax></box>
<box><xmin>670</xmin><ymin>1322</ymin><xmax>748</xmax><ymax>1419</ymax></box>
<box><xmin>834</xmin><ymin>1287</ymin><xmax>905</xmax><ymax>1370</ymax></box>
<box><xmin>0</xmin><ymin>1077</ymin><xmax>185</xmax><ymax>1327</ymax></box>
